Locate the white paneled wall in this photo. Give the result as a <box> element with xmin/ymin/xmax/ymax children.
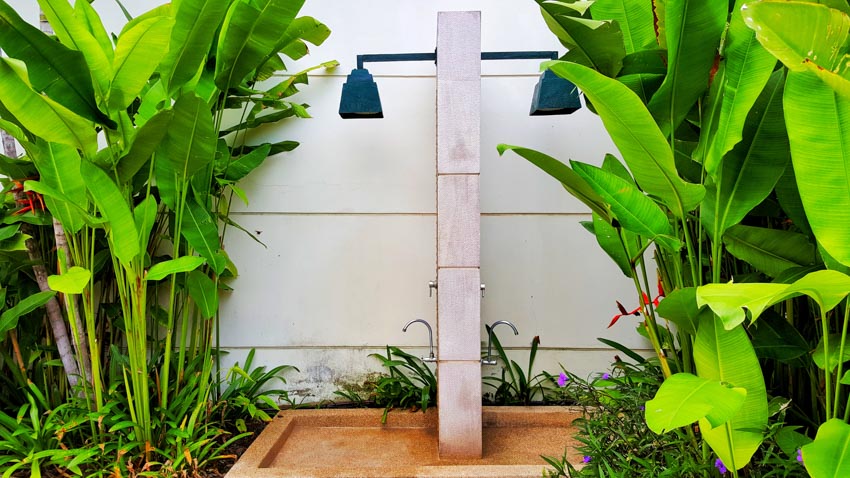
<box><xmin>8</xmin><ymin>0</ymin><xmax>650</xmax><ymax>401</ymax></box>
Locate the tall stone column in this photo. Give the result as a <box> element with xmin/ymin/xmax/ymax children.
<box><xmin>435</xmin><ymin>10</ymin><xmax>482</xmax><ymax>459</ymax></box>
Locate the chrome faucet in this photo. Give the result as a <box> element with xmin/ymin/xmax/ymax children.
<box><xmin>402</xmin><ymin>319</ymin><xmax>436</xmax><ymax>362</ymax></box>
<box><xmin>482</xmin><ymin>320</ymin><xmax>519</xmax><ymax>365</ymax></box>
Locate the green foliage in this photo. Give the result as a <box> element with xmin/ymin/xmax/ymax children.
<box><xmin>543</xmin><ymin>358</ymin><xmax>806</xmax><ymax>478</ymax></box>
<box><xmin>217</xmin><ymin>349</ymin><xmax>298</xmax><ymax>426</ymax></box>
<box><xmin>802</xmin><ymin>419</ymin><xmax>850</xmax><ymax>478</ymax></box>
<box><xmin>534</xmin><ymin>0</ymin><xmax>626</xmax><ymax>77</ymax></box>
<box><xmin>0</xmin><ymin>383</ymin><xmax>98</xmax><ymax>477</ymax></box>
<box><xmin>693</xmin><ymin>314</ymin><xmax>768</xmax><ymax>471</ymax></box>
<box><xmin>0</xmin><ymin>0</ymin><xmax>332</xmax><ymax>474</ymax></box>
<box><xmin>545</xmin><ymin>360</ymin><xmax>717</xmax><ymax>478</ymax></box>
<box><xmin>645</xmin><ymin>373</ymin><xmax>746</xmax><ymax>434</ymax></box>
<box><xmin>541</xmin><ymin>61</ymin><xmax>705</xmax><ymax>218</ymax></box>
<box><xmin>482</xmin><ymin>329</ymin><xmax>549</xmax><ymax>405</ymax></box>
<box><xmin>370</xmin><ymin>346</ymin><xmax>437</xmax><ymax>424</ymax></box>
<box><xmin>505</xmin><ymin>0</ymin><xmax>850</xmax><ymax>474</ymax></box>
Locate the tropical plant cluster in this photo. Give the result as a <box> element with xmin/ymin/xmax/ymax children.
<box><xmin>0</xmin><ymin>0</ymin><xmax>333</xmax><ymax>475</ymax></box>
<box><xmin>544</xmin><ymin>355</ymin><xmax>807</xmax><ymax>478</ymax></box>
<box><xmin>337</xmin><ymin>332</ymin><xmax>569</xmax><ymax>421</ymax></box>
<box><xmin>499</xmin><ymin>0</ymin><xmax>850</xmax><ymax>476</ymax></box>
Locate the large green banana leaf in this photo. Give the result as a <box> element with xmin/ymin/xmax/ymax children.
<box><xmin>750</xmin><ymin>310</ymin><xmax>810</xmax><ymax>363</ymax></box>
<box><xmin>187</xmin><ymin>269</ymin><xmax>218</xmax><ymax>319</ymax></box>
<box><xmin>37</xmin><ymin>0</ymin><xmax>111</xmax><ymax>100</ymax></box>
<box><xmin>0</xmin><ymin>0</ymin><xmax>112</xmax><ymax>127</ymax></box>
<box><xmin>0</xmin><ymin>58</ymin><xmax>95</xmax><ymax>156</ymax></box>
<box><xmin>546</xmin><ymin>61</ymin><xmax>704</xmax><ymax>217</ymax></box>
<box><xmin>723</xmin><ymin>225</ymin><xmax>816</xmax><ymax>278</ymax></box>
<box><xmin>109</xmin><ymin>16</ymin><xmax>174</xmax><ymax>111</ymax></box>
<box><xmin>591</xmin><ymin>212</ymin><xmax>634</xmax><ymax>277</ymax></box>
<box><xmin>0</xmin><ymin>291</ymin><xmax>56</xmax><ymax>336</ymax></box>
<box><xmin>601</xmin><ymin>152</ymin><xmax>635</xmax><ymax>183</ymax></box>
<box><xmin>590</xmin><ymin>0</ymin><xmax>655</xmax><ymax>54</ymax></box>
<box><xmin>535</xmin><ymin>0</ymin><xmax>626</xmax><ymax>76</ymax></box>
<box><xmin>646</xmin><ymin>372</ymin><xmax>746</xmax><ymax>433</ymax></box>
<box><xmin>616</xmin><ymin>52</ymin><xmax>667</xmax><ymax>105</ymax></box>
<box><xmin>694</xmin><ymin>315</ymin><xmax>768</xmax><ymax>472</ymax></box>
<box><xmin>572</xmin><ymin>161</ymin><xmax>681</xmax><ymax>251</ymax></box>
<box><xmin>812</xmin><ymin>333</ymin><xmax>850</xmax><ymax>373</ymax></box>
<box><xmin>134</xmin><ymin>195</ymin><xmax>158</xmax><ymax>254</ymax></box>
<box><xmin>74</xmin><ymin>0</ymin><xmax>113</xmax><ymax>63</ymax></box>
<box><xmin>743</xmin><ymin>1</ymin><xmax>850</xmax><ymax>99</ymax></box>
<box><xmin>30</xmin><ymin>141</ymin><xmax>87</xmax><ymax>234</ymax></box>
<box><xmin>701</xmin><ymin>70</ymin><xmax>789</xmax><ymax>241</ymax></box>
<box><xmin>223</xmin><ymin>143</ymin><xmax>272</xmax><ymax>182</ymax></box>
<box><xmin>275</xmin><ymin>16</ymin><xmax>332</xmax><ymax>62</ymax></box>
<box><xmin>159</xmin><ymin>0</ymin><xmax>231</xmax><ymax>93</ymax></box>
<box><xmin>497</xmin><ymin>144</ymin><xmax>611</xmax><ymax>221</ymax></box>
<box><xmin>115</xmin><ymin>109</ymin><xmax>174</xmax><ymax>184</ymax></box>
<box><xmin>47</xmin><ymin>266</ymin><xmax>91</xmax><ymax>294</ymax></box>
<box><xmin>215</xmin><ymin>0</ymin><xmax>305</xmax><ymax>90</ymax></box>
<box><xmin>146</xmin><ymin>256</ymin><xmax>206</xmax><ymax>282</ymax></box>
<box><xmin>774</xmin><ymin>161</ymin><xmax>812</xmax><ymax>236</ymax></box>
<box><xmin>655</xmin><ymin>287</ymin><xmax>708</xmax><ymax>336</ymax></box>
<box><xmin>697</xmin><ymin>270</ymin><xmax>850</xmax><ymax>329</ymax></box>
<box><xmin>702</xmin><ymin>0</ymin><xmax>777</xmax><ymax>176</ymax></box>
<box><xmin>155</xmin><ymin>93</ymin><xmax>216</xmax><ymax>188</ymax></box>
<box><xmin>80</xmin><ymin>160</ymin><xmax>140</xmax><ymax>266</ymax></box>
<box><xmin>182</xmin><ymin>200</ymin><xmax>226</xmax><ymax>275</ymax></box>
<box><xmin>647</xmin><ymin>0</ymin><xmax>727</xmax><ymax>136</ymax></box>
<box><xmin>783</xmin><ymin>71</ymin><xmax>850</xmax><ymax>266</ymax></box>
<box><xmin>802</xmin><ymin>419</ymin><xmax>850</xmax><ymax>478</ymax></box>
<box><xmin>589</xmin><ymin>0</ymin><xmax>660</xmax><ymax>103</ymax></box>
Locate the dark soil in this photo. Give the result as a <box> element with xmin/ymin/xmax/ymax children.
<box><xmin>197</xmin><ymin>419</ymin><xmax>269</xmax><ymax>478</ymax></box>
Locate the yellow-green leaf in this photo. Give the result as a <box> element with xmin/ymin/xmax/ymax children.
<box><xmin>47</xmin><ymin>266</ymin><xmax>91</xmax><ymax>294</ymax></box>
<box><xmin>109</xmin><ymin>16</ymin><xmax>174</xmax><ymax>110</ymax></box>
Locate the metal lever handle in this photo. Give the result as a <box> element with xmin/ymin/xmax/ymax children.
<box><xmin>428</xmin><ymin>280</ymin><xmax>437</xmax><ymax>297</ymax></box>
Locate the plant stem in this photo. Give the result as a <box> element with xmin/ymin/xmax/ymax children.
<box><xmin>162</xmin><ymin>159</ymin><xmax>194</xmax><ymax>409</ymax></box>
<box><xmin>725</xmin><ymin>422</ymin><xmax>739</xmax><ymax>478</ymax></box>
<box><xmin>837</xmin><ymin>300</ymin><xmax>850</xmax><ymax>420</ymax></box>
<box><xmin>631</xmin><ymin>270</ymin><xmax>671</xmax><ymax>378</ymax></box>
<box><xmin>641</xmin><ymin>260</ymin><xmax>681</xmax><ymax>373</ymax></box>
<box><xmin>8</xmin><ymin>330</ymin><xmax>26</xmax><ymax>375</ymax></box>
<box><xmin>822</xmin><ymin>308</ymin><xmax>833</xmax><ymax>419</ymax></box>
<box><xmin>681</xmin><ymin>218</ymin><xmax>700</xmax><ymax>287</ymax></box>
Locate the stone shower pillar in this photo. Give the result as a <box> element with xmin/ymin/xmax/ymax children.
<box><xmin>435</xmin><ymin>10</ymin><xmax>482</xmax><ymax>459</ymax></box>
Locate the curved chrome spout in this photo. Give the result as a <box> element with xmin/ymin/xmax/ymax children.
<box><xmin>482</xmin><ymin>320</ymin><xmax>519</xmax><ymax>365</ymax></box>
<box><xmin>403</xmin><ymin>319</ymin><xmax>436</xmax><ymax>362</ymax></box>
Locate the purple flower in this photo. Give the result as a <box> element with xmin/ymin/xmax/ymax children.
<box><xmin>639</xmin><ymin>405</ymin><xmax>645</xmax><ymax>411</ymax></box>
<box><xmin>715</xmin><ymin>458</ymin><xmax>727</xmax><ymax>474</ymax></box>
<box><xmin>797</xmin><ymin>449</ymin><xmax>803</xmax><ymax>463</ymax></box>
<box><xmin>602</xmin><ymin>372</ymin><xmax>611</xmax><ymax>380</ymax></box>
<box><xmin>557</xmin><ymin>372</ymin><xmax>569</xmax><ymax>387</ymax></box>
<box><xmin>582</xmin><ymin>455</ymin><xmax>591</xmax><ymax>463</ymax></box>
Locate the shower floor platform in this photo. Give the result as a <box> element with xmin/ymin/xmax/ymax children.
<box><xmin>225</xmin><ymin>406</ymin><xmax>583</xmax><ymax>478</ymax></box>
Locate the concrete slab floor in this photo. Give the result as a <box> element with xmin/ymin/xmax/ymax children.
<box><xmin>225</xmin><ymin>407</ymin><xmax>584</xmax><ymax>478</ymax></box>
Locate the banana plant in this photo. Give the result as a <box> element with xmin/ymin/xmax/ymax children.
<box><xmin>505</xmin><ymin>0</ymin><xmax>850</xmax><ymax>474</ymax></box>
<box><xmin>496</xmin><ymin>0</ymin><xmax>819</xmax><ymax>473</ymax></box>
<box><xmin>702</xmin><ymin>2</ymin><xmax>850</xmax><ymax>476</ymax></box>
<box><xmin>0</xmin><ymin>0</ymin><xmax>333</xmax><ymax>464</ymax></box>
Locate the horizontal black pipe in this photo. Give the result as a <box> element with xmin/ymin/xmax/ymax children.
<box><xmin>356</xmin><ymin>51</ymin><xmax>558</xmax><ymax>69</ymax></box>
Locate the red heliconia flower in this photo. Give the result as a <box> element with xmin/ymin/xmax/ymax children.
<box><xmin>608</xmin><ymin>300</ymin><xmax>641</xmax><ymax>328</ymax></box>
<box><xmin>608</xmin><ymin>282</ymin><xmax>666</xmax><ymax>328</ymax></box>
<box><xmin>8</xmin><ymin>177</ymin><xmax>46</xmax><ymax>216</ymax></box>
